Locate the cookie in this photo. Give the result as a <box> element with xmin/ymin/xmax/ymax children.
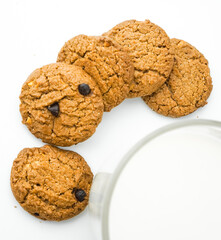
<box><xmin>143</xmin><ymin>39</ymin><xmax>212</xmax><ymax>117</ymax></box>
<box><xmin>20</xmin><ymin>63</ymin><xmax>104</xmax><ymax>146</ymax></box>
<box><xmin>103</xmin><ymin>19</ymin><xmax>174</xmax><ymax>98</ymax></box>
<box><xmin>10</xmin><ymin>145</ymin><xmax>93</xmax><ymax>221</ymax></box>
<box><xmin>57</xmin><ymin>35</ymin><xmax>134</xmax><ymax>112</ymax></box>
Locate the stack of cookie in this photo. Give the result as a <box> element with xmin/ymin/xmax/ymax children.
<box><xmin>11</xmin><ymin>19</ymin><xmax>213</xmax><ymax>221</ymax></box>
<box><xmin>103</xmin><ymin>20</ymin><xmax>212</xmax><ymax>118</ymax></box>
<box><xmin>20</xmin><ymin>19</ymin><xmax>213</xmax><ymax>147</ymax></box>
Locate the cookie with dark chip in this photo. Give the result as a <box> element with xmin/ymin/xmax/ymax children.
<box><xmin>10</xmin><ymin>145</ymin><xmax>93</xmax><ymax>221</ymax></box>
<box><xmin>19</xmin><ymin>63</ymin><xmax>104</xmax><ymax>146</ymax></box>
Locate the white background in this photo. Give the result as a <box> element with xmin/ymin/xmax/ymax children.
<box><xmin>0</xmin><ymin>0</ymin><xmax>221</xmax><ymax>239</ymax></box>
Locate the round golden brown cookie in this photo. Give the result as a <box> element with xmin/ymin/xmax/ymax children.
<box><xmin>57</xmin><ymin>35</ymin><xmax>134</xmax><ymax>112</ymax></box>
<box><xmin>142</xmin><ymin>39</ymin><xmax>212</xmax><ymax>118</ymax></box>
<box><xmin>103</xmin><ymin>19</ymin><xmax>174</xmax><ymax>98</ymax></box>
<box><xmin>10</xmin><ymin>145</ymin><xmax>93</xmax><ymax>221</ymax></box>
<box><xmin>20</xmin><ymin>63</ymin><xmax>104</xmax><ymax>146</ymax></box>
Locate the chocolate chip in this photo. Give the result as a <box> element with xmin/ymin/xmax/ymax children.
<box><xmin>74</xmin><ymin>189</ymin><xmax>86</xmax><ymax>202</ymax></box>
<box><xmin>71</xmin><ymin>187</ymin><xmax>77</xmax><ymax>194</ymax></box>
<box><xmin>47</xmin><ymin>102</ymin><xmax>59</xmax><ymax>117</ymax></box>
<box><xmin>78</xmin><ymin>84</ymin><xmax>91</xmax><ymax>96</ymax></box>
<box><xmin>34</xmin><ymin>213</ymin><xmax>39</xmax><ymax>216</ymax></box>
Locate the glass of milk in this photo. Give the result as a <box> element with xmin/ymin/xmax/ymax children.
<box><xmin>89</xmin><ymin>119</ymin><xmax>221</xmax><ymax>240</ymax></box>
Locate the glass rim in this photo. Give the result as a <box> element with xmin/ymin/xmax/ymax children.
<box><xmin>101</xmin><ymin>119</ymin><xmax>221</xmax><ymax>240</ymax></box>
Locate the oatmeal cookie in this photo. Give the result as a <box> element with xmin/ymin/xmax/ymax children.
<box><xmin>20</xmin><ymin>63</ymin><xmax>104</xmax><ymax>146</ymax></box>
<box><xmin>143</xmin><ymin>39</ymin><xmax>212</xmax><ymax>117</ymax></box>
<box><xmin>57</xmin><ymin>35</ymin><xmax>134</xmax><ymax>111</ymax></box>
<box><xmin>103</xmin><ymin>20</ymin><xmax>174</xmax><ymax>97</ymax></box>
<box><xmin>10</xmin><ymin>145</ymin><xmax>93</xmax><ymax>221</ymax></box>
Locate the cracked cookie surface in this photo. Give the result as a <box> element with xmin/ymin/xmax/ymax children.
<box><xmin>143</xmin><ymin>38</ymin><xmax>212</xmax><ymax>117</ymax></box>
<box><xmin>20</xmin><ymin>63</ymin><xmax>104</xmax><ymax>146</ymax></box>
<box><xmin>103</xmin><ymin>19</ymin><xmax>174</xmax><ymax>98</ymax></box>
<box><xmin>57</xmin><ymin>35</ymin><xmax>134</xmax><ymax>112</ymax></box>
<box><xmin>10</xmin><ymin>145</ymin><xmax>93</xmax><ymax>221</ymax></box>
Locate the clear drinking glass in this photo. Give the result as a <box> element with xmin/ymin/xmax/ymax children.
<box><xmin>89</xmin><ymin>119</ymin><xmax>221</xmax><ymax>240</ymax></box>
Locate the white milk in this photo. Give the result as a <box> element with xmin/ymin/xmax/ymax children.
<box><xmin>108</xmin><ymin>130</ymin><xmax>221</xmax><ymax>240</ymax></box>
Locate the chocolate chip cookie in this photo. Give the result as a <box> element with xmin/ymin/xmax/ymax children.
<box><xmin>103</xmin><ymin>19</ymin><xmax>174</xmax><ymax>98</ymax></box>
<box><xmin>143</xmin><ymin>39</ymin><xmax>212</xmax><ymax>117</ymax></box>
<box><xmin>57</xmin><ymin>35</ymin><xmax>134</xmax><ymax>112</ymax></box>
<box><xmin>10</xmin><ymin>145</ymin><xmax>93</xmax><ymax>221</ymax></box>
<box><xmin>20</xmin><ymin>63</ymin><xmax>104</xmax><ymax>146</ymax></box>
